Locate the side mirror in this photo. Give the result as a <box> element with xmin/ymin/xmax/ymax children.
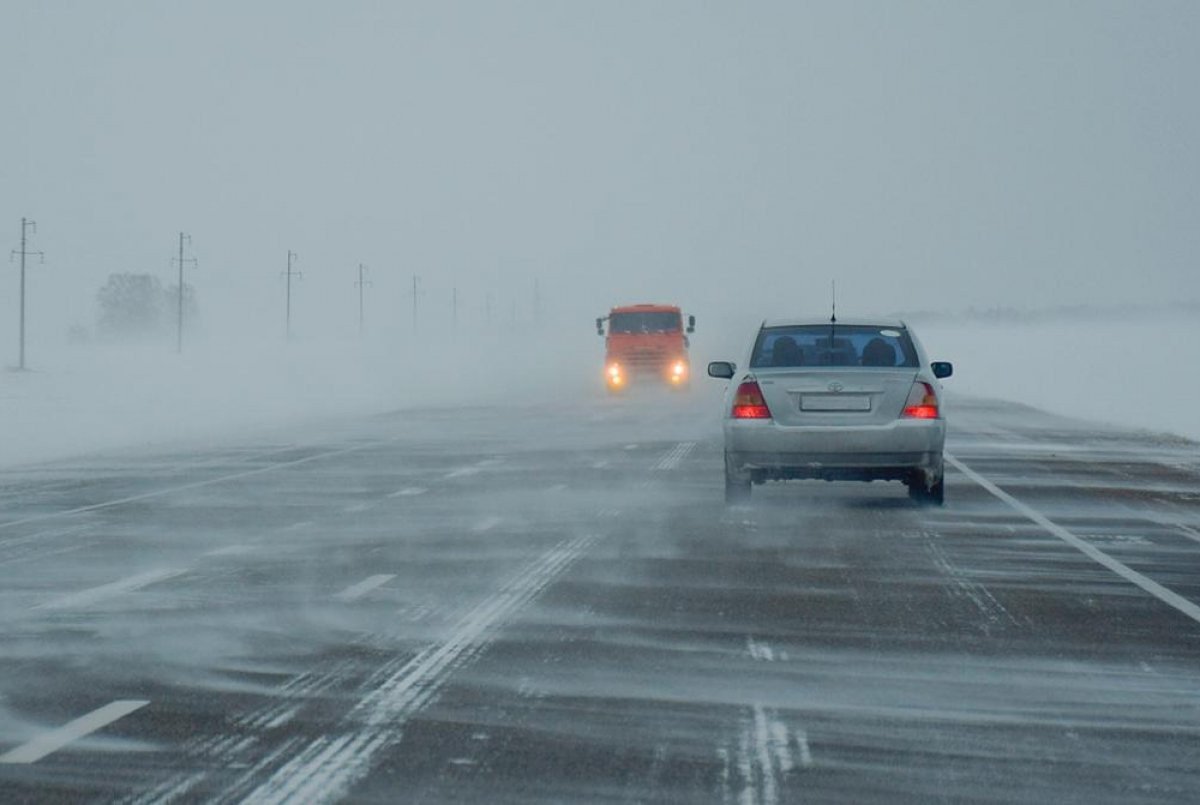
<box><xmin>595</xmin><ymin>317</ymin><xmax>604</xmax><ymax>336</ymax></box>
<box><xmin>931</xmin><ymin>361</ymin><xmax>953</xmax><ymax>379</ymax></box>
<box><xmin>686</xmin><ymin>314</ymin><xmax>696</xmax><ymax>334</ymax></box>
<box><xmin>707</xmin><ymin>361</ymin><xmax>735</xmax><ymax>379</ymax></box>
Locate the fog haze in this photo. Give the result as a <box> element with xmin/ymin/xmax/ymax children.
<box><xmin>3</xmin><ymin>1</ymin><xmax>1198</xmax><ymax>348</ymax></box>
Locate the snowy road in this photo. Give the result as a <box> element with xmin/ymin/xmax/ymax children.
<box><xmin>1</xmin><ymin>392</ymin><xmax>1199</xmax><ymax>803</ymax></box>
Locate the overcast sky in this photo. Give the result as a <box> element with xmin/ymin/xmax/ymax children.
<box><xmin>3</xmin><ymin>1</ymin><xmax>1198</xmax><ymax>346</ymax></box>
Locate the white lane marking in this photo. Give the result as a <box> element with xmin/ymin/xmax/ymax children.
<box><xmin>731</xmin><ymin>705</ymin><xmax>804</xmax><ymax>805</ymax></box>
<box><xmin>0</xmin><ymin>700</ymin><xmax>149</xmax><ymax>764</ymax></box>
<box><xmin>35</xmin><ymin>568</ymin><xmax>185</xmax><ymax>611</ymax></box>
<box><xmin>343</xmin><ymin>502</ymin><xmax>374</xmax><ymax>513</ymax></box>
<box><xmin>654</xmin><ymin>441</ymin><xmax>696</xmax><ymax>471</ymax></box>
<box><xmin>948</xmin><ymin>453</ymin><xmax>1200</xmax><ymax>625</ymax></box>
<box><xmin>0</xmin><ymin>523</ymin><xmax>89</xmax><ymax>551</ymax></box>
<box><xmin>443</xmin><ymin>458</ymin><xmax>503</xmax><ymax>480</ymax></box>
<box><xmin>387</xmin><ymin>487</ymin><xmax>427</xmax><ymax>498</ymax></box>
<box><xmin>443</xmin><ymin>467</ymin><xmax>480</xmax><ymax>479</ymax></box>
<box><xmin>747</xmin><ymin>637</ymin><xmax>775</xmax><ymax>662</ymax></box>
<box><xmin>283</xmin><ymin>521</ymin><xmax>313</xmax><ymax>531</ymax></box>
<box><xmin>0</xmin><ymin>442</ymin><xmax>381</xmax><ymax>532</ymax></box>
<box><xmin>242</xmin><ymin>535</ymin><xmax>596</xmax><ymax>804</ymax></box>
<box><xmin>795</xmin><ymin>729</ymin><xmax>813</xmax><ymax>769</ymax></box>
<box><xmin>334</xmin><ymin>574</ymin><xmax>397</xmax><ymax>602</ymax></box>
<box><xmin>753</xmin><ymin>705</ymin><xmax>781</xmax><ymax>805</ymax></box>
<box><xmin>471</xmin><ymin>516</ymin><xmax>503</xmax><ymax>533</ymax></box>
<box><xmin>205</xmin><ymin>545</ymin><xmax>254</xmax><ymax>557</ymax></box>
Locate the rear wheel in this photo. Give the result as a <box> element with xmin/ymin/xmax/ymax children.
<box><xmin>907</xmin><ymin>472</ymin><xmax>945</xmax><ymax>506</ymax></box>
<box><xmin>724</xmin><ymin>453</ymin><xmax>751</xmax><ymax>504</ymax></box>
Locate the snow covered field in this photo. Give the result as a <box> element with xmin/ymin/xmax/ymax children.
<box><xmin>917</xmin><ymin>315</ymin><xmax>1200</xmax><ymax>444</ymax></box>
<box><xmin>1</xmin><ymin>314</ymin><xmax>1196</xmax><ymax>470</ymax></box>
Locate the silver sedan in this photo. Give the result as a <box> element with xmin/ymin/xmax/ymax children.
<box><xmin>708</xmin><ymin>318</ymin><xmax>953</xmax><ymax>504</ymax></box>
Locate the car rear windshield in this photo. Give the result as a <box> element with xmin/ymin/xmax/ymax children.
<box><xmin>609</xmin><ymin>311</ymin><xmax>681</xmax><ymax>334</ymax></box>
<box><xmin>750</xmin><ymin>325</ymin><xmax>919</xmax><ymax>368</ymax></box>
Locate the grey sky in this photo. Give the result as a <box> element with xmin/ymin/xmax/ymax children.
<box><xmin>4</xmin><ymin>1</ymin><xmax>1198</xmax><ymax>345</ymax></box>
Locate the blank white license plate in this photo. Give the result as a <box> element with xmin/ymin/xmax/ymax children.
<box><xmin>801</xmin><ymin>394</ymin><xmax>871</xmax><ymax>411</ymax></box>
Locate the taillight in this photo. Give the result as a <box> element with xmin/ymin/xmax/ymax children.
<box><xmin>902</xmin><ymin>381</ymin><xmax>939</xmax><ymax>419</ymax></box>
<box><xmin>732</xmin><ymin>380</ymin><xmax>772</xmax><ymax>419</ymax></box>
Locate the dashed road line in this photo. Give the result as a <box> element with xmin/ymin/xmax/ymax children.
<box><xmin>34</xmin><ymin>568</ymin><xmax>185</xmax><ymax>611</ymax></box>
<box><xmin>0</xmin><ymin>442</ymin><xmax>384</xmax><ymax>532</ymax></box>
<box><xmin>471</xmin><ymin>516</ymin><xmax>503</xmax><ymax>533</ymax></box>
<box><xmin>444</xmin><ymin>467</ymin><xmax>480</xmax><ymax>479</ymax></box>
<box><xmin>334</xmin><ymin>574</ymin><xmax>397</xmax><ymax>602</ymax></box>
<box><xmin>0</xmin><ymin>700</ymin><xmax>149</xmax><ymax>764</ymax></box>
<box><xmin>204</xmin><ymin>545</ymin><xmax>254</xmax><ymax>557</ymax></box>
<box><xmin>443</xmin><ymin>458</ymin><xmax>503</xmax><ymax>480</ymax></box>
<box><xmin>388</xmin><ymin>487</ymin><xmax>428</xmax><ymax>498</ymax></box>
<box><xmin>724</xmin><ymin>705</ymin><xmax>806</xmax><ymax>804</ymax></box>
<box><xmin>948</xmin><ymin>452</ymin><xmax>1200</xmax><ymax>625</ymax></box>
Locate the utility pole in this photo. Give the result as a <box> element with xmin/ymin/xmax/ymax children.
<box><xmin>10</xmin><ymin>218</ymin><xmax>44</xmax><ymax>371</ymax></box>
<box><xmin>283</xmin><ymin>250</ymin><xmax>302</xmax><ymax>339</ymax></box>
<box><xmin>411</xmin><ymin>274</ymin><xmax>422</xmax><ymax>333</ymax></box>
<box><xmin>355</xmin><ymin>263</ymin><xmax>371</xmax><ymax>334</ymax></box>
<box><xmin>172</xmin><ymin>232</ymin><xmax>197</xmax><ymax>353</ymax></box>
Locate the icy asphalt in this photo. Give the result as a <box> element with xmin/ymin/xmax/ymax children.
<box><xmin>0</xmin><ymin>390</ymin><xmax>1199</xmax><ymax>803</ymax></box>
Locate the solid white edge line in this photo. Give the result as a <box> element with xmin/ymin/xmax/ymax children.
<box><xmin>0</xmin><ymin>700</ymin><xmax>149</xmax><ymax>764</ymax></box>
<box><xmin>947</xmin><ymin>452</ymin><xmax>1200</xmax><ymax>625</ymax></box>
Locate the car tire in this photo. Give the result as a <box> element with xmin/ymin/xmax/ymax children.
<box><xmin>724</xmin><ymin>453</ymin><xmax>751</xmax><ymax>504</ymax></box>
<box><xmin>725</xmin><ymin>473</ymin><xmax>750</xmax><ymax>504</ymax></box>
<box><xmin>926</xmin><ymin>476</ymin><xmax>945</xmax><ymax>506</ymax></box>
<box><xmin>907</xmin><ymin>472</ymin><xmax>945</xmax><ymax>506</ymax></box>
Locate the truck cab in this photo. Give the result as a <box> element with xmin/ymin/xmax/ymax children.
<box><xmin>596</xmin><ymin>304</ymin><xmax>695</xmax><ymax>391</ymax></box>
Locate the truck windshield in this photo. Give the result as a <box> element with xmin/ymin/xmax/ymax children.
<box><xmin>609</xmin><ymin>312</ymin><xmax>681</xmax><ymax>334</ymax></box>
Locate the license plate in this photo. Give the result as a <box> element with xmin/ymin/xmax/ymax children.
<box><xmin>801</xmin><ymin>394</ymin><xmax>871</xmax><ymax>412</ymax></box>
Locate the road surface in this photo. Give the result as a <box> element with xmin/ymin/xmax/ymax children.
<box><xmin>1</xmin><ymin>389</ymin><xmax>1199</xmax><ymax>803</ymax></box>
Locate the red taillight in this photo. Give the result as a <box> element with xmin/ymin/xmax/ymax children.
<box><xmin>902</xmin><ymin>381</ymin><xmax>940</xmax><ymax>419</ymax></box>
<box><xmin>732</xmin><ymin>380</ymin><xmax>772</xmax><ymax>419</ymax></box>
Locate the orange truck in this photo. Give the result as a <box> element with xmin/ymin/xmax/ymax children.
<box><xmin>595</xmin><ymin>303</ymin><xmax>696</xmax><ymax>391</ymax></box>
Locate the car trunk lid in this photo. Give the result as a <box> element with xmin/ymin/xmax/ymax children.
<box><xmin>755</xmin><ymin>368</ymin><xmax>917</xmax><ymax>426</ymax></box>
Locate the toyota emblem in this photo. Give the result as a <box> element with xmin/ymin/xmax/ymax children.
<box><xmin>827</xmin><ymin>381</ymin><xmax>844</xmax><ymax>393</ymax></box>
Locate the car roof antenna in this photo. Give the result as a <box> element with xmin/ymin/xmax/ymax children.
<box><xmin>830</xmin><ymin>280</ymin><xmax>837</xmax><ymax>324</ymax></box>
